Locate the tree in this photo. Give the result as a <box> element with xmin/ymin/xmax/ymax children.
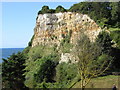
<box><xmin>2</xmin><ymin>52</ymin><xmax>27</xmax><ymax>89</ymax></box>
<box><xmin>34</xmin><ymin>55</ymin><xmax>56</xmax><ymax>83</ymax></box>
<box><xmin>55</xmin><ymin>5</ymin><xmax>66</xmax><ymax>13</ymax></box>
<box><xmin>110</xmin><ymin>2</ymin><xmax>119</xmax><ymax>21</ymax></box>
<box><xmin>49</xmin><ymin>9</ymin><xmax>55</xmax><ymax>13</ymax></box>
<box><xmin>71</xmin><ymin>34</ymin><xmax>112</xmax><ymax>89</ymax></box>
<box><xmin>38</xmin><ymin>6</ymin><xmax>50</xmax><ymax>14</ymax></box>
<box><xmin>56</xmin><ymin>62</ymin><xmax>78</xmax><ymax>88</ymax></box>
<box><xmin>96</xmin><ymin>31</ymin><xmax>113</xmax><ymax>55</ymax></box>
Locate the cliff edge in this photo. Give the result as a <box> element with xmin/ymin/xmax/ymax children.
<box><xmin>32</xmin><ymin>12</ymin><xmax>102</xmax><ymax>47</ymax></box>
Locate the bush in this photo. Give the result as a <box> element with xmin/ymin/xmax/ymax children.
<box><xmin>38</xmin><ymin>5</ymin><xmax>67</xmax><ymax>15</ymax></box>
<box><xmin>38</xmin><ymin>6</ymin><xmax>56</xmax><ymax>14</ymax></box>
<box><xmin>38</xmin><ymin>6</ymin><xmax>50</xmax><ymax>14</ymax></box>
<box><xmin>60</xmin><ymin>32</ymin><xmax>73</xmax><ymax>53</ymax></box>
<box><xmin>55</xmin><ymin>5</ymin><xmax>66</xmax><ymax>13</ymax></box>
<box><xmin>96</xmin><ymin>31</ymin><xmax>113</xmax><ymax>55</ymax></box>
<box><xmin>56</xmin><ymin>62</ymin><xmax>78</xmax><ymax>87</ymax></box>
<box><xmin>110</xmin><ymin>30</ymin><xmax>120</xmax><ymax>48</ymax></box>
<box><xmin>2</xmin><ymin>52</ymin><xmax>27</xmax><ymax>89</ymax></box>
<box><xmin>34</xmin><ymin>56</ymin><xmax>56</xmax><ymax>83</ymax></box>
<box><xmin>24</xmin><ymin>45</ymin><xmax>59</xmax><ymax>88</ymax></box>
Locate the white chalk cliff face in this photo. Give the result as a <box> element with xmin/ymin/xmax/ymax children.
<box><xmin>32</xmin><ymin>12</ymin><xmax>101</xmax><ymax>47</ymax></box>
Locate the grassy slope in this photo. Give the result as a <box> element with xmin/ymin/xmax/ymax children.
<box><xmin>109</xmin><ymin>28</ymin><xmax>120</xmax><ymax>32</ymax></box>
<box><xmin>74</xmin><ymin>75</ymin><xmax>120</xmax><ymax>88</ymax></box>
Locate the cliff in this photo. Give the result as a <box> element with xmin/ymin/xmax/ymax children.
<box><xmin>32</xmin><ymin>12</ymin><xmax>102</xmax><ymax>47</ymax></box>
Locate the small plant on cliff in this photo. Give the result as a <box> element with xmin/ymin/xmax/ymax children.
<box><xmin>38</xmin><ymin>6</ymin><xmax>50</xmax><ymax>14</ymax></box>
<box><xmin>38</xmin><ymin>6</ymin><xmax>55</xmax><ymax>14</ymax></box>
<box><xmin>60</xmin><ymin>32</ymin><xmax>73</xmax><ymax>53</ymax></box>
<box><xmin>55</xmin><ymin>5</ymin><xmax>67</xmax><ymax>13</ymax></box>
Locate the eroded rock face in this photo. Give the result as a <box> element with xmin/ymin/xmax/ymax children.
<box><xmin>59</xmin><ymin>53</ymin><xmax>76</xmax><ymax>63</ymax></box>
<box><xmin>32</xmin><ymin>12</ymin><xmax>101</xmax><ymax>47</ymax></box>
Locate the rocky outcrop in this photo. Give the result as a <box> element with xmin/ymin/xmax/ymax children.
<box><xmin>32</xmin><ymin>12</ymin><xmax>102</xmax><ymax>47</ymax></box>
<box><xmin>59</xmin><ymin>53</ymin><xmax>76</xmax><ymax>63</ymax></box>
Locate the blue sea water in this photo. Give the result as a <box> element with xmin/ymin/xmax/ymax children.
<box><xmin>0</xmin><ymin>48</ymin><xmax>24</xmax><ymax>63</ymax></box>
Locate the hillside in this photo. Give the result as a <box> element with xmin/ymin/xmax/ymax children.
<box><xmin>74</xmin><ymin>75</ymin><xmax>120</xmax><ymax>88</ymax></box>
<box><xmin>2</xmin><ymin>2</ymin><xmax>120</xmax><ymax>89</ymax></box>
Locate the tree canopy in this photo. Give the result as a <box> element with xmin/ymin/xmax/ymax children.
<box><xmin>2</xmin><ymin>52</ymin><xmax>27</xmax><ymax>89</ymax></box>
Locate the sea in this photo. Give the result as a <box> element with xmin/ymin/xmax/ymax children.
<box><xmin>0</xmin><ymin>48</ymin><xmax>24</xmax><ymax>63</ymax></box>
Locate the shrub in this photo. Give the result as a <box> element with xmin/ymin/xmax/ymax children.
<box><xmin>96</xmin><ymin>31</ymin><xmax>113</xmax><ymax>55</ymax></box>
<box><xmin>24</xmin><ymin>45</ymin><xmax>59</xmax><ymax>88</ymax></box>
<box><xmin>2</xmin><ymin>52</ymin><xmax>27</xmax><ymax>89</ymax></box>
<box><xmin>34</xmin><ymin>56</ymin><xmax>56</xmax><ymax>83</ymax></box>
<box><xmin>56</xmin><ymin>62</ymin><xmax>78</xmax><ymax>87</ymax></box>
<box><xmin>55</xmin><ymin>5</ymin><xmax>67</xmax><ymax>13</ymax></box>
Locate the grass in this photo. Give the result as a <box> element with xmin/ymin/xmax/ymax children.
<box><xmin>73</xmin><ymin>75</ymin><xmax>120</xmax><ymax>88</ymax></box>
<box><xmin>109</xmin><ymin>28</ymin><xmax>120</xmax><ymax>32</ymax></box>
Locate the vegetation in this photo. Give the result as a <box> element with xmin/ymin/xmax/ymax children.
<box><xmin>55</xmin><ymin>5</ymin><xmax>67</xmax><ymax>13</ymax></box>
<box><xmin>2</xmin><ymin>52</ymin><xmax>28</xmax><ymax>89</ymax></box>
<box><xmin>71</xmin><ymin>33</ymin><xmax>112</xmax><ymax>89</ymax></box>
<box><xmin>56</xmin><ymin>62</ymin><xmax>78</xmax><ymax>88</ymax></box>
<box><xmin>60</xmin><ymin>32</ymin><xmax>73</xmax><ymax>53</ymax></box>
<box><xmin>28</xmin><ymin>35</ymin><xmax>34</xmax><ymax>47</ymax></box>
<box><xmin>74</xmin><ymin>75</ymin><xmax>120</xmax><ymax>88</ymax></box>
<box><xmin>96</xmin><ymin>31</ymin><xmax>120</xmax><ymax>71</ymax></box>
<box><xmin>69</xmin><ymin>2</ymin><xmax>120</xmax><ymax>28</ymax></box>
<box><xmin>2</xmin><ymin>1</ymin><xmax>120</xmax><ymax>89</ymax></box>
<box><xmin>96</xmin><ymin>31</ymin><xmax>113</xmax><ymax>55</ymax></box>
<box><xmin>38</xmin><ymin>5</ymin><xmax>66</xmax><ymax>14</ymax></box>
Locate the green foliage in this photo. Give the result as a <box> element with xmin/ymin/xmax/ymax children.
<box><xmin>34</xmin><ymin>56</ymin><xmax>56</xmax><ymax>83</ymax></box>
<box><xmin>74</xmin><ymin>75</ymin><xmax>120</xmax><ymax>88</ymax></box>
<box><xmin>97</xmin><ymin>18</ymin><xmax>109</xmax><ymax>28</ymax></box>
<box><xmin>55</xmin><ymin>5</ymin><xmax>66</xmax><ymax>13</ymax></box>
<box><xmin>69</xmin><ymin>2</ymin><xmax>120</xmax><ymax>28</ymax></box>
<box><xmin>37</xmin><ymin>5</ymin><xmax>56</xmax><ymax>14</ymax></box>
<box><xmin>28</xmin><ymin>35</ymin><xmax>34</xmax><ymax>46</ymax></box>
<box><xmin>22</xmin><ymin>46</ymin><xmax>31</xmax><ymax>56</ymax></box>
<box><xmin>60</xmin><ymin>43</ymin><xmax>73</xmax><ymax>53</ymax></box>
<box><xmin>56</xmin><ymin>62</ymin><xmax>78</xmax><ymax>88</ymax></box>
<box><xmin>110</xmin><ymin>30</ymin><xmax>120</xmax><ymax>70</ymax></box>
<box><xmin>38</xmin><ymin>6</ymin><xmax>51</xmax><ymax>14</ymax></box>
<box><xmin>37</xmin><ymin>2</ymin><xmax>120</xmax><ymax>28</ymax></box>
<box><xmin>96</xmin><ymin>31</ymin><xmax>120</xmax><ymax>71</ymax></box>
<box><xmin>110</xmin><ymin>3</ymin><xmax>120</xmax><ymax>21</ymax></box>
<box><xmin>111</xmin><ymin>48</ymin><xmax>120</xmax><ymax>71</ymax></box>
<box><xmin>24</xmin><ymin>45</ymin><xmax>59</xmax><ymax>88</ymax></box>
<box><xmin>60</xmin><ymin>32</ymin><xmax>73</xmax><ymax>53</ymax></box>
<box><xmin>2</xmin><ymin>52</ymin><xmax>27</xmax><ymax>89</ymax></box>
<box><xmin>38</xmin><ymin>5</ymin><xmax>67</xmax><ymax>15</ymax></box>
<box><xmin>96</xmin><ymin>31</ymin><xmax>113</xmax><ymax>55</ymax></box>
<box><xmin>97</xmin><ymin>54</ymin><xmax>113</xmax><ymax>71</ymax></box>
<box><xmin>35</xmin><ymin>82</ymin><xmax>61</xmax><ymax>88</ymax></box>
<box><xmin>72</xmin><ymin>33</ymin><xmax>113</xmax><ymax>89</ymax></box>
<box><xmin>110</xmin><ymin>30</ymin><xmax>120</xmax><ymax>48</ymax></box>
<box><xmin>21</xmin><ymin>2</ymin><xmax>120</xmax><ymax>88</ymax></box>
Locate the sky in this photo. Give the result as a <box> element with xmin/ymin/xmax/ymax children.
<box><xmin>1</xmin><ymin>2</ymin><xmax>78</xmax><ymax>48</ymax></box>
